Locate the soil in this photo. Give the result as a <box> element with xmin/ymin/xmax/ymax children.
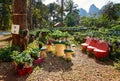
<box><xmin>0</xmin><ymin>47</ymin><xmax>120</xmax><ymax>81</ymax></box>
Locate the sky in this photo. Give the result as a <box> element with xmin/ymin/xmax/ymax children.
<box><xmin>43</xmin><ymin>0</ymin><xmax>120</xmax><ymax>12</ymax></box>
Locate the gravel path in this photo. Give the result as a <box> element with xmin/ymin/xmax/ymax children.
<box><xmin>0</xmin><ymin>47</ymin><xmax>120</xmax><ymax>81</ymax></box>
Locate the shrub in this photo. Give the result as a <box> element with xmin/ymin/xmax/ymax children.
<box><xmin>0</xmin><ymin>47</ymin><xmax>12</xmax><ymax>62</ymax></box>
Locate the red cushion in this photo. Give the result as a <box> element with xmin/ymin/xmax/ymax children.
<box><xmin>85</xmin><ymin>37</ymin><xmax>91</xmax><ymax>44</ymax></box>
<box><xmin>94</xmin><ymin>48</ymin><xmax>106</xmax><ymax>52</ymax></box>
<box><xmin>93</xmin><ymin>41</ymin><xmax>109</xmax><ymax>58</ymax></box>
<box><xmin>87</xmin><ymin>46</ymin><xmax>95</xmax><ymax>52</ymax></box>
<box><xmin>96</xmin><ymin>41</ymin><xmax>109</xmax><ymax>51</ymax></box>
<box><xmin>81</xmin><ymin>37</ymin><xmax>92</xmax><ymax>51</ymax></box>
<box><xmin>87</xmin><ymin>38</ymin><xmax>99</xmax><ymax>52</ymax></box>
<box><xmin>94</xmin><ymin>50</ymin><xmax>108</xmax><ymax>58</ymax></box>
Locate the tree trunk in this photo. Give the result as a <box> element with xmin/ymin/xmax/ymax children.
<box><xmin>12</xmin><ymin>0</ymin><xmax>28</xmax><ymax>52</ymax></box>
<box><xmin>30</xmin><ymin>0</ymin><xmax>33</xmax><ymax>29</ymax></box>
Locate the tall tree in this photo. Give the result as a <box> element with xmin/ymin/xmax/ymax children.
<box><xmin>65</xmin><ymin>0</ymin><xmax>80</xmax><ymax>26</ymax></box>
<box><xmin>57</xmin><ymin>0</ymin><xmax>65</xmax><ymax>24</ymax></box>
<box><xmin>13</xmin><ymin>0</ymin><xmax>28</xmax><ymax>51</ymax></box>
<box><xmin>32</xmin><ymin>0</ymin><xmax>48</xmax><ymax>28</ymax></box>
<box><xmin>101</xmin><ymin>2</ymin><xmax>120</xmax><ymax>21</ymax></box>
<box><xmin>47</xmin><ymin>2</ymin><xmax>61</xmax><ymax>26</ymax></box>
<box><xmin>0</xmin><ymin>0</ymin><xmax>12</xmax><ymax>30</ymax></box>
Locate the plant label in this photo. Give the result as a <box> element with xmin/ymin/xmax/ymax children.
<box><xmin>11</xmin><ymin>25</ymin><xmax>20</xmax><ymax>34</ymax></box>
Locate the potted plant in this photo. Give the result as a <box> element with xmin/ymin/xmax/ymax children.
<box><xmin>51</xmin><ymin>30</ymin><xmax>67</xmax><ymax>57</ymax></box>
<box><xmin>39</xmin><ymin>47</ymin><xmax>47</xmax><ymax>58</ymax></box>
<box><xmin>30</xmin><ymin>48</ymin><xmax>40</xmax><ymax>60</ymax></box>
<box><xmin>29</xmin><ymin>48</ymin><xmax>44</xmax><ymax>65</ymax></box>
<box><xmin>64</xmin><ymin>49</ymin><xmax>74</xmax><ymax>60</ymax></box>
<box><xmin>11</xmin><ymin>50</ymin><xmax>33</xmax><ymax>76</ymax></box>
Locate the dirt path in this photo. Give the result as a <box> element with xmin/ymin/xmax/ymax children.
<box><xmin>0</xmin><ymin>48</ymin><xmax>120</xmax><ymax>81</ymax></box>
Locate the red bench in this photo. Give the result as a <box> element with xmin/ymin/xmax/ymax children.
<box><xmin>93</xmin><ymin>40</ymin><xmax>109</xmax><ymax>58</ymax></box>
<box><xmin>87</xmin><ymin>38</ymin><xmax>99</xmax><ymax>53</ymax></box>
<box><xmin>81</xmin><ymin>37</ymin><xmax>92</xmax><ymax>51</ymax></box>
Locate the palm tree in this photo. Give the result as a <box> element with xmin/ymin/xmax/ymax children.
<box><xmin>56</xmin><ymin>0</ymin><xmax>65</xmax><ymax>24</ymax></box>
<box><xmin>48</xmin><ymin>2</ymin><xmax>61</xmax><ymax>25</ymax></box>
<box><xmin>65</xmin><ymin>0</ymin><xmax>78</xmax><ymax>14</ymax></box>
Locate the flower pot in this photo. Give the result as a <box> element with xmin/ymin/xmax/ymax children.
<box><xmin>40</xmin><ymin>48</ymin><xmax>47</xmax><ymax>58</ymax></box>
<box><xmin>33</xmin><ymin>58</ymin><xmax>44</xmax><ymax>65</ymax></box>
<box><xmin>54</xmin><ymin>42</ymin><xmax>66</xmax><ymax>57</ymax></box>
<box><xmin>17</xmin><ymin>67</ymin><xmax>32</xmax><ymax>76</ymax></box>
<box><xmin>13</xmin><ymin>61</ymin><xmax>18</xmax><ymax>69</ymax></box>
<box><xmin>24</xmin><ymin>62</ymin><xmax>32</xmax><ymax>68</ymax></box>
<box><xmin>47</xmin><ymin>44</ymin><xmax>53</xmax><ymax>52</ymax></box>
<box><xmin>17</xmin><ymin>63</ymin><xmax>25</xmax><ymax>70</ymax></box>
<box><xmin>64</xmin><ymin>50</ymin><xmax>74</xmax><ymax>60</ymax></box>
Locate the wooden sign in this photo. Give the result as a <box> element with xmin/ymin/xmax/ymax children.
<box><xmin>11</xmin><ymin>25</ymin><xmax>20</xmax><ymax>34</ymax></box>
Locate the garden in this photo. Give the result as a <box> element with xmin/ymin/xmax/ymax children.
<box><xmin>0</xmin><ymin>0</ymin><xmax>120</xmax><ymax>81</ymax></box>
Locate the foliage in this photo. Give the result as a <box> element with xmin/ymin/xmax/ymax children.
<box><xmin>0</xmin><ymin>0</ymin><xmax>13</xmax><ymax>30</ymax></box>
<box><xmin>47</xmin><ymin>2</ymin><xmax>61</xmax><ymax>25</ymax></box>
<box><xmin>11</xmin><ymin>50</ymin><xmax>33</xmax><ymax>65</ymax></box>
<box><xmin>0</xmin><ymin>47</ymin><xmax>12</xmax><ymax>62</ymax></box>
<box><xmin>29</xmin><ymin>48</ymin><xmax>40</xmax><ymax>59</ymax></box>
<box><xmin>101</xmin><ymin>2</ymin><xmax>120</xmax><ymax>21</ymax></box>
<box><xmin>51</xmin><ymin>30</ymin><xmax>70</xmax><ymax>40</ymax></box>
<box><xmin>114</xmin><ymin>59</ymin><xmax>120</xmax><ymax>70</ymax></box>
<box><xmin>31</xmin><ymin>0</ymin><xmax>49</xmax><ymax>28</ymax></box>
<box><xmin>65</xmin><ymin>2</ymin><xmax>80</xmax><ymax>27</ymax></box>
<box><xmin>96</xmin><ymin>15</ymin><xmax>111</xmax><ymax>28</ymax></box>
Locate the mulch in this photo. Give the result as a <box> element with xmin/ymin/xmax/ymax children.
<box><xmin>0</xmin><ymin>48</ymin><xmax>120</xmax><ymax>81</ymax></box>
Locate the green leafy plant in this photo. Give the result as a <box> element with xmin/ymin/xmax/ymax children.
<box><xmin>11</xmin><ymin>50</ymin><xmax>33</xmax><ymax>69</ymax></box>
<box><xmin>0</xmin><ymin>47</ymin><xmax>13</xmax><ymax>62</ymax></box>
<box><xmin>114</xmin><ymin>59</ymin><xmax>120</xmax><ymax>70</ymax></box>
<box><xmin>30</xmin><ymin>48</ymin><xmax>40</xmax><ymax>60</ymax></box>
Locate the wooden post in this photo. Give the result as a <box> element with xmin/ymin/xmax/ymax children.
<box><xmin>12</xmin><ymin>0</ymin><xmax>28</xmax><ymax>52</ymax></box>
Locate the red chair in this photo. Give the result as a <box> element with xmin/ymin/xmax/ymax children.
<box><xmin>81</xmin><ymin>37</ymin><xmax>92</xmax><ymax>51</ymax></box>
<box><xmin>93</xmin><ymin>41</ymin><xmax>109</xmax><ymax>58</ymax></box>
<box><xmin>87</xmin><ymin>38</ymin><xmax>99</xmax><ymax>53</ymax></box>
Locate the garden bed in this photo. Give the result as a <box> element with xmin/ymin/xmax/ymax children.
<box><xmin>0</xmin><ymin>47</ymin><xmax>120</xmax><ymax>81</ymax></box>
